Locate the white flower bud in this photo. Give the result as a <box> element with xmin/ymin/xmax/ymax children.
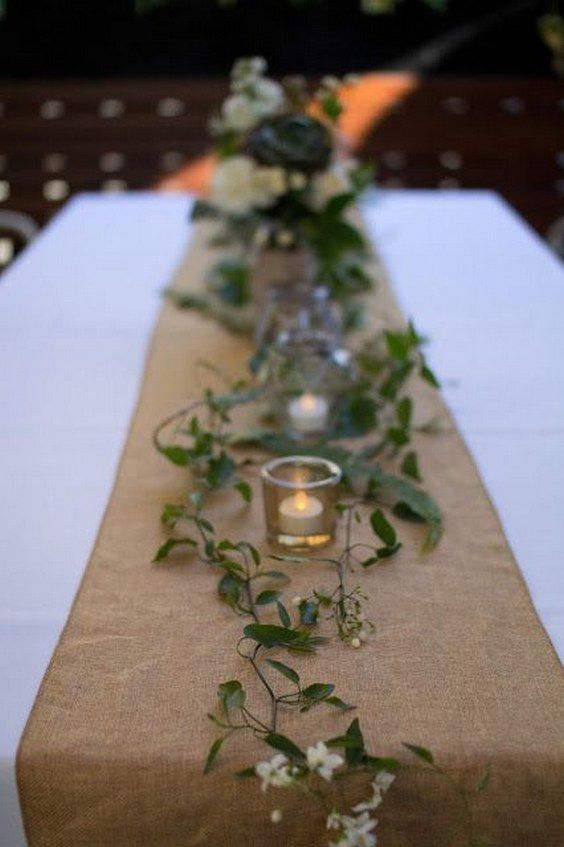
<box><xmin>321</xmin><ymin>75</ymin><xmax>340</xmax><ymax>92</ymax></box>
<box><xmin>270</xmin><ymin>809</ymin><xmax>283</xmax><ymax>823</ymax></box>
<box><xmin>351</xmin><ymin>637</ymin><xmax>361</xmax><ymax>648</ymax></box>
<box><xmin>291</xmin><ymin>595</ymin><xmax>302</xmax><ymax>607</ymax></box>
<box><xmin>276</xmin><ymin>229</ymin><xmax>294</xmax><ymax>247</ymax></box>
<box><xmin>288</xmin><ymin>171</ymin><xmax>307</xmax><ymax>191</ymax></box>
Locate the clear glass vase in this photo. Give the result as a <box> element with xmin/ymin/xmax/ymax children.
<box><xmin>254</xmin><ymin>283</ymin><xmax>341</xmax><ymax>350</ymax></box>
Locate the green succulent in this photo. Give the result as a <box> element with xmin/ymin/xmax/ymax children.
<box><xmin>246</xmin><ymin>114</ymin><xmax>333</xmax><ymax>174</ymax></box>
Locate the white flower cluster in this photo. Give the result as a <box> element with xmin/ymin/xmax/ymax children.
<box><xmin>210</xmin><ymin>154</ymin><xmax>355</xmax><ymax>219</ymax></box>
<box><xmin>210</xmin><ymin>156</ymin><xmax>286</xmax><ymax>215</ymax></box>
<box><xmin>255</xmin><ymin>741</ymin><xmax>344</xmax><ymax>793</ymax></box>
<box><xmin>217</xmin><ymin>56</ymin><xmax>284</xmax><ymax>134</ymax></box>
<box><xmin>326</xmin><ymin>771</ymin><xmax>395</xmax><ymax>847</ymax></box>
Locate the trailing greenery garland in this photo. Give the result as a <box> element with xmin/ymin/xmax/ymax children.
<box><xmin>152</xmin><ymin>325</ymin><xmax>491</xmax><ymax>845</ymax></box>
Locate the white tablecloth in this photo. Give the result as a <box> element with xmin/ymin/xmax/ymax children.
<box><xmin>1</xmin><ymin>190</ymin><xmax>562</xmax><ymax>845</ymax></box>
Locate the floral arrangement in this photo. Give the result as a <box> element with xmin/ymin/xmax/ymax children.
<box><xmin>187</xmin><ymin>57</ymin><xmax>375</xmax><ymax>319</ymax></box>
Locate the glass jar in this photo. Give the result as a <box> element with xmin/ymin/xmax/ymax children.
<box><xmin>254</xmin><ymin>283</ymin><xmax>341</xmax><ymax>350</ymax></box>
<box><xmin>266</xmin><ymin>338</ymin><xmax>355</xmax><ymax>441</ymax></box>
<box><xmin>261</xmin><ymin>455</ymin><xmax>342</xmax><ymax>549</ymax></box>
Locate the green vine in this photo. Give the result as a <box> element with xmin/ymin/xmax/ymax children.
<box><xmin>151</xmin><ymin>323</ymin><xmax>491</xmax><ymax>844</ymax></box>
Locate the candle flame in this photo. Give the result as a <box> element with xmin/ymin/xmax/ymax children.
<box><xmin>294</xmin><ymin>490</ymin><xmax>309</xmax><ymax>512</ymax></box>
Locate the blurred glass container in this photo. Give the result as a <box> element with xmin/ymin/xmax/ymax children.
<box><xmin>267</xmin><ymin>337</ymin><xmax>355</xmax><ymax>441</ymax></box>
<box><xmin>255</xmin><ymin>283</ymin><xmax>341</xmax><ymax>349</ymax></box>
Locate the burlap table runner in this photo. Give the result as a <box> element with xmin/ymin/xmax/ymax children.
<box><xmin>17</xmin><ymin>222</ymin><xmax>564</xmax><ymax>846</ymax></box>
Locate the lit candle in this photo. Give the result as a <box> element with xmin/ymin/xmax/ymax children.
<box><xmin>278</xmin><ymin>489</ymin><xmax>324</xmax><ymax>536</ymax></box>
<box><xmin>288</xmin><ymin>392</ymin><xmax>329</xmax><ymax>434</ymax></box>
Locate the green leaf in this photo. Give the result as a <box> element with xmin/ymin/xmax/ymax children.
<box><xmin>364</xmin><ymin>756</ymin><xmax>400</xmax><ymax>773</ymax></box>
<box><xmin>361</xmin><ymin>556</ymin><xmax>379</xmax><ymax>568</ymax></box>
<box><xmin>234</xmin><ymin>480</ymin><xmax>253</xmax><ymax>503</ymax></box>
<box><xmin>277</xmin><ymin>601</ymin><xmax>292</xmax><ymax>628</ymax></box>
<box><xmin>238</xmin><ymin>541</ymin><xmax>260</xmax><ymax>566</ymax></box>
<box><xmin>325</xmin><ymin>695</ymin><xmax>355</xmax><ymax>712</ymax></box>
<box><xmin>325</xmin><ymin>192</ymin><xmax>355</xmax><ymax>216</ymax></box>
<box><xmin>260</xmin><ymin>570</ymin><xmax>291</xmax><ymax>584</ymax></box>
<box><xmin>473</xmin><ymin>763</ymin><xmax>491</xmax><ymax>794</ymax></box>
<box><xmin>269</xmin><ymin>554</ymin><xmax>309</xmax><ymax>564</ymax></box>
<box><xmin>370</xmin><ymin>509</ymin><xmax>397</xmax><ymax>547</ymax></box>
<box><xmin>160</xmin><ymin>503</ymin><xmax>187</xmax><ymax>527</ymax></box>
<box><xmin>420</xmin><ymin>363</ymin><xmax>440</xmax><ymax>388</ymax></box>
<box><xmin>376</xmin><ymin>543</ymin><xmax>402</xmax><ymax>559</ymax></box>
<box><xmin>344</xmin><ymin>718</ymin><xmax>366</xmax><ymax>767</ymax></box>
<box><xmin>264</xmin><ymin>732</ymin><xmax>305</xmax><ymax>761</ymax></box>
<box><xmin>320</xmin><ymin>93</ymin><xmax>343</xmax><ymax>122</ymax></box>
<box><xmin>401</xmin><ymin>450</ymin><xmax>421</xmax><ymax>481</ymax></box>
<box><xmin>384</xmin><ymin>330</ymin><xmax>411</xmax><ymax>361</ymax></box>
<box><xmin>397</xmin><ymin>397</ymin><xmax>413</xmax><ymax>429</ymax></box>
<box><xmin>158</xmin><ymin>445</ymin><xmax>190</xmax><ymax>466</ymax></box>
<box><xmin>402</xmin><ymin>742</ymin><xmax>435</xmax><ymax>765</ymax></box>
<box><xmin>243</xmin><ymin>623</ymin><xmax>325</xmax><ymax>652</ymax></box>
<box><xmin>335</xmin><ymin>393</ymin><xmax>378</xmax><ymax>437</ymax></box>
<box><xmin>301</xmin><ymin>683</ymin><xmax>334</xmax><ymax>702</ymax></box>
<box><xmin>206</xmin><ymin>452</ymin><xmax>236</xmax><ymax>490</ymax></box>
<box><xmin>255</xmin><ymin>590</ymin><xmax>281</xmax><ymax>606</ymax></box>
<box><xmin>298</xmin><ymin>599</ymin><xmax>319</xmax><ymax>626</ymax></box>
<box><xmin>218</xmin><ymin>680</ymin><xmax>246</xmax><ymax>710</ymax></box>
<box><xmin>386</xmin><ymin>426</ymin><xmax>409</xmax><ymax>447</ymax></box>
<box><xmin>218</xmin><ymin>559</ymin><xmax>245</xmax><ymax>577</ymax></box>
<box><xmin>266</xmin><ymin>659</ymin><xmax>300</xmax><ymax>685</ymax></box>
<box><xmin>218</xmin><ymin>572</ymin><xmax>242</xmax><ymax>607</ymax></box>
<box><xmin>234</xmin><ymin>766</ymin><xmax>257</xmax><ymax>779</ymax></box>
<box><xmin>204</xmin><ymin>737</ymin><xmax>225</xmax><ymax>774</ymax></box>
<box><xmin>243</xmin><ymin>624</ymin><xmax>300</xmax><ymax>648</ymax></box>
<box><xmin>152</xmin><ymin>537</ymin><xmax>196</xmax><ymax>562</ymax></box>
<box><xmin>379</xmin><ymin>472</ymin><xmax>441</xmax><ymax>546</ymax></box>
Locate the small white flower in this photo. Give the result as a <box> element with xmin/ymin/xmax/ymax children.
<box><xmin>232</xmin><ymin>56</ymin><xmax>267</xmax><ymax>82</ymax></box>
<box><xmin>255</xmin><ymin>753</ymin><xmax>293</xmax><ymax>792</ymax></box>
<box><xmin>291</xmin><ymin>595</ymin><xmax>302</xmax><ymax>606</ymax></box>
<box><xmin>253</xmin><ymin>225</ymin><xmax>270</xmax><ymax>247</ymax></box>
<box><xmin>222</xmin><ymin>94</ymin><xmax>258</xmax><ymax>132</ymax></box>
<box><xmin>252</xmin><ymin>78</ymin><xmax>285</xmax><ymax>116</ymax></box>
<box><xmin>343</xmin><ymin>812</ymin><xmax>378</xmax><ymax>847</ymax></box>
<box><xmin>306</xmin><ymin>741</ymin><xmax>344</xmax><ymax>781</ymax></box>
<box><xmin>327</xmin><ymin>810</ymin><xmax>343</xmax><ymax>830</ymax></box>
<box><xmin>270</xmin><ymin>809</ymin><xmax>283</xmax><ymax>823</ymax></box>
<box><xmin>351</xmin><ymin>637</ymin><xmax>361</xmax><ymax>649</ymax></box>
<box><xmin>276</xmin><ymin>229</ymin><xmax>294</xmax><ymax>247</ymax></box>
<box><xmin>211</xmin><ymin>155</ymin><xmax>257</xmax><ymax>214</ymax></box>
<box><xmin>375</xmin><ymin>770</ymin><xmax>395</xmax><ymax>792</ymax></box>
<box><xmin>322</xmin><ymin>75</ymin><xmax>340</xmax><ymax>92</ymax></box>
<box><xmin>352</xmin><ymin>771</ymin><xmax>395</xmax><ymax>813</ymax></box>
<box><xmin>288</xmin><ymin>171</ymin><xmax>307</xmax><ymax>191</ymax></box>
<box><xmin>253</xmin><ymin>166</ymin><xmax>286</xmax><ymax>206</ymax></box>
<box><xmin>308</xmin><ymin>164</ymin><xmax>351</xmax><ymax>211</ymax></box>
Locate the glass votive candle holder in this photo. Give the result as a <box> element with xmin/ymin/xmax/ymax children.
<box><xmin>266</xmin><ymin>339</ymin><xmax>355</xmax><ymax>441</ymax></box>
<box><xmin>254</xmin><ymin>283</ymin><xmax>341</xmax><ymax>350</ymax></box>
<box><xmin>261</xmin><ymin>455</ymin><xmax>342</xmax><ymax>549</ymax></box>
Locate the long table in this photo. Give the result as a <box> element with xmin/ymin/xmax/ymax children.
<box><xmin>1</xmin><ymin>190</ymin><xmax>563</xmax><ymax>844</ymax></box>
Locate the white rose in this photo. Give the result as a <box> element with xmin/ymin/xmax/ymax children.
<box><xmin>253</xmin><ymin>166</ymin><xmax>286</xmax><ymax>207</ymax></box>
<box><xmin>222</xmin><ymin>94</ymin><xmax>259</xmax><ymax>132</ymax></box>
<box><xmin>252</xmin><ymin>78</ymin><xmax>285</xmax><ymax>116</ymax></box>
<box><xmin>211</xmin><ymin>156</ymin><xmax>258</xmax><ymax>215</ymax></box>
<box><xmin>309</xmin><ymin>164</ymin><xmax>350</xmax><ymax>211</ymax></box>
